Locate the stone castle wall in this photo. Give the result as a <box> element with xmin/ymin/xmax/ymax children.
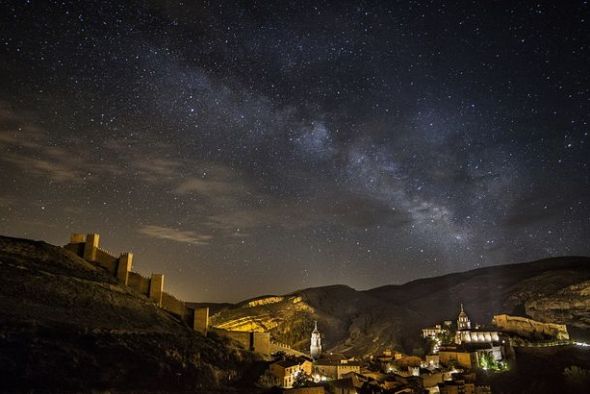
<box><xmin>64</xmin><ymin>233</ymin><xmax>209</xmax><ymax>335</ymax></box>
<box><xmin>93</xmin><ymin>248</ymin><xmax>118</xmax><ymax>275</ymax></box>
<box><xmin>209</xmin><ymin>328</ymin><xmax>269</xmax><ymax>353</ymax></box>
<box><xmin>209</xmin><ymin>327</ymin><xmax>304</xmax><ymax>358</ymax></box>
<box><xmin>162</xmin><ymin>291</ymin><xmax>189</xmax><ymax>319</ymax></box>
<box><xmin>66</xmin><ymin>233</ymin><xmax>302</xmax><ymax>358</ymax></box>
<box><xmin>127</xmin><ymin>271</ymin><xmax>151</xmax><ymax>294</ymax></box>
<box><xmin>492</xmin><ymin>314</ymin><xmax>569</xmax><ymax>340</ymax></box>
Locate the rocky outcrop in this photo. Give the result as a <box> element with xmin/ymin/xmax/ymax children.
<box><xmin>526</xmin><ymin>280</ymin><xmax>590</xmax><ymax>329</ymax></box>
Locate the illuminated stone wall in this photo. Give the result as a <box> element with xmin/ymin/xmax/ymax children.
<box><xmin>456</xmin><ymin>330</ymin><xmax>500</xmax><ymax>344</ymax></box>
<box><xmin>193</xmin><ymin>307</ymin><xmax>209</xmax><ymax>335</ymax></box>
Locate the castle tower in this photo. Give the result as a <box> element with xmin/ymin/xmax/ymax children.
<box><xmin>83</xmin><ymin>233</ymin><xmax>100</xmax><ymax>261</ymax></box>
<box><xmin>310</xmin><ymin>321</ymin><xmax>322</xmax><ymax>360</ymax></box>
<box><xmin>457</xmin><ymin>303</ymin><xmax>471</xmax><ymax>330</ymax></box>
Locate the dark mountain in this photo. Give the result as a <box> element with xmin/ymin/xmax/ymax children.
<box><xmin>211</xmin><ymin>256</ymin><xmax>590</xmax><ymax>355</ymax></box>
<box><xmin>0</xmin><ymin>235</ymin><xmax>261</xmax><ymax>392</ymax></box>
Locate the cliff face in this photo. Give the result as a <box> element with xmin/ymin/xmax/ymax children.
<box><xmin>526</xmin><ymin>280</ymin><xmax>590</xmax><ymax>330</ymax></box>
<box><xmin>209</xmin><ymin>284</ymin><xmax>405</xmax><ymax>356</ymax></box>
<box><xmin>0</xmin><ymin>236</ymin><xmax>259</xmax><ymax>392</ymax></box>
<box><xmin>210</xmin><ymin>256</ymin><xmax>590</xmax><ymax>355</ymax></box>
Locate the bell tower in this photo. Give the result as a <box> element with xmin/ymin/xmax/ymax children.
<box><xmin>457</xmin><ymin>303</ymin><xmax>471</xmax><ymax>330</ymax></box>
<box><xmin>310</xmin><ymin>321</ymin><xmax>322</xmax><ymax>360</ymax></box>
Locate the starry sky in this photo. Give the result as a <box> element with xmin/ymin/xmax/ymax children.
<box><xmin>0</xmin><ymin>1</ymin><xmax>589</xmax><ymax>302</ymax></box>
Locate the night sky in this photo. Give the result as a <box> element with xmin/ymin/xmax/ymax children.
<box><xmin>1</xmin><ymin>1</ymin><xmax>589</xmax><ymax>302</ymax></box>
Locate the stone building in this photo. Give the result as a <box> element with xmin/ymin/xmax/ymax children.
<box><xmin>454</xmin><ymin>304</ymin><xmax>500</xmax><ymax>345</ymax></box>
<box><xmin>439</xmin><ymin>343</ymin><xmax>503</xmax><ymax>369</ymax></box>
<box><xmin>310</xmin><ymin>321</ymin><xmax>322</xmax><ymax>360</ymax></box>
<box><xmin>312</xmin><ymin>358</ymin><xmax>361</xmax><ymax>381</ymax></box>
<box><xmin>269</xmin><ymin>358</ymin><xmax>313</xmax><ymax>388</ymax></box>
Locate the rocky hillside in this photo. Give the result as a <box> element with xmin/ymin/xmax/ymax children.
<box><xmin>0</xmin><ymin>236</ymin><xmax>260</xmax><ymax>392</ymax></box>
<box><xmin>210</xmin><ymin>256</ymin><xmax>590</xmax><ymax>355</ymax></box>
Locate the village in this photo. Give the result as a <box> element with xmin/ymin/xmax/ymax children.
<box><xmin>257</xmin><ymin>303</ymin><xmax>572</xmax><ymax>394</ymax></box>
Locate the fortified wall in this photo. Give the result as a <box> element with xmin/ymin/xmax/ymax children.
<box><xmin>64</xmin><ymin>233</ymin><xmax>209</xmax><ymax>335</ymax></box>
<box><xmin>492</xmin><ymin>314</ymin><xmax>569</xmax><ymax>340</ymax></box>
<box><xmin>65</xmin><ymin>234</ymin><xmax>306</xmax><ymax>359</ymax></box>
<box><xmin>208</xmin><ymin>327</ymin><xmax>305</xmax><ymax>359</ymax></box>
<box><xmin>210</xmin><ymin>327</ymin><xmax>272</xmax><ymax>355</ymax></box>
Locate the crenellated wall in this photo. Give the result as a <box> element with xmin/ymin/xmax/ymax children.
<box><xmin>127</xmin><ymin>271</ymin><xmax>151</xmax><ymax>294</ymax></box>
<box><xmin>64</xmin><ymin>233</ymin><xmax>209</xmax><ymax>336</ymax></box>
<box><xmin>162</xmin><ymin>291</ymin><xmax>189</xmax><ymax>319</ymax></box>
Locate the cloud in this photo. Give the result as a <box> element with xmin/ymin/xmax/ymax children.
<box><xmin>0</xmin><ymin>103</ymin><xmax>180</xmax><ymax>184</ymax></box>
<box><xmin>133</xmin><ymin>158</ymin><xmax>182</xmax><ymax>182</ymax></box>
<box><xmin>0</xmin><ymin>103</ymin><xmax>109</xmax><ymax>183</ymax></box>
<box><xmin>175</xmin><ymin>177</ymin><xmax>237</xmax><ymax>195</ymax></box>
<box><xmin>138</xmin><ymin>225</ymin><xmax>213</xmax><ymax>245</ymax></box>
<box><xmin>3</xmin><ymin>155</ymin><xmax>82</xmax><ymax>182</ymax></box>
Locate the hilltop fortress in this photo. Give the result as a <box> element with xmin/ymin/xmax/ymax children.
<box><xmin>65</xmin><ymin>233</ymin><xmax>209</xmax><ymax>335</ymax></box>
<box><xmin>63</xmin><ymin>233</ymin><xmax>302</xmax><ymax>359</ymax></box>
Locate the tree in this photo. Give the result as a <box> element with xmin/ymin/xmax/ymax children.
<box><xmin>292</xmin><ymin>371</ymin><xmax>313</xmax><ymax>388</ymax></box>
<box><xmin>563</xmin><ymin>365</ymin><xmax>590</xmax><ymax>390</ymax></box>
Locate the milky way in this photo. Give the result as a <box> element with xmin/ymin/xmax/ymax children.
<box><xmin>0</xmin><ymin>1</ymin><xmax>589</xmax><ymax>301</ymax></box>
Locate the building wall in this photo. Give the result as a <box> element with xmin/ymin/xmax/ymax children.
<box><xmin>492</xmin><ymin>314</ymin><xmax>569</xmax><ymax>340</ymax></box>
<box><xmin>269</xmin><ymin>362</ymin><xmax>311</xmax><ymax>388</ymax></box>
<box><xmin>438</xmin><ymin>351</ymin><xmax>473</xmax><ymax>369</ymax></box>
<box><xmin>456</xmin><ymin>330</ymin><xmax>500</xmax><ymax>343</ymax></box>
<box><xmin>336</xmin><ymin>365</ymin><xmax>360</xmax><ymax>379</ymax></box>
<box><xmin>269</xmin><ymin>363</ymin><xmax>288</xmax><ymax>387</ymax></box>
<box><xmin>313</xmin><ymin>363</ymin><xmax>360</xmax><ymax>380</ymax></box>
<box><xmin>313</xmin><ymin>364</ymin><xmax>338</xmax><ymax>380</ymax></box>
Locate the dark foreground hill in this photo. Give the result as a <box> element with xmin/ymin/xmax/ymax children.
<box><xmin>0</xmin><ymin>236</ymin><xmax>260</xmax><ymax>392</ymax></box>
<box><xmin>211</xmin><ymin>256</ymin><xmax>590</xmax><ymax>355</ymax></box>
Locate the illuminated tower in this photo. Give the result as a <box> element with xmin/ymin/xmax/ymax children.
<box><xmin>310</xmin><ymin>321</ymin><xmax>322</xmax><ymax>360</ymax></box>
<box><xmin>457</xmin><ymin>303</ymin><xmax>471</xmax><ymax>330</ymax></box>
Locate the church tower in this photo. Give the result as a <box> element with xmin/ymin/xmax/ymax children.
<box><xmin>457</xmin><ymin>303</ymin><xmax>471</xmax><ymax>330</ymax></box>
<box><xmin>310</xmin><ymin>321</ymin><xmax>322</xmax><ymax>360</ymax></box>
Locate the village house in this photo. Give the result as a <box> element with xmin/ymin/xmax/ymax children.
<box><xmin>269</xmin><ymin>358</ymin><xmax>313</xmax><ymax>388</ymax></box>
<box><xmin>313</xmin><ymin>357</ymin><xmax>361</xmax><ymax>381</ymax></box>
